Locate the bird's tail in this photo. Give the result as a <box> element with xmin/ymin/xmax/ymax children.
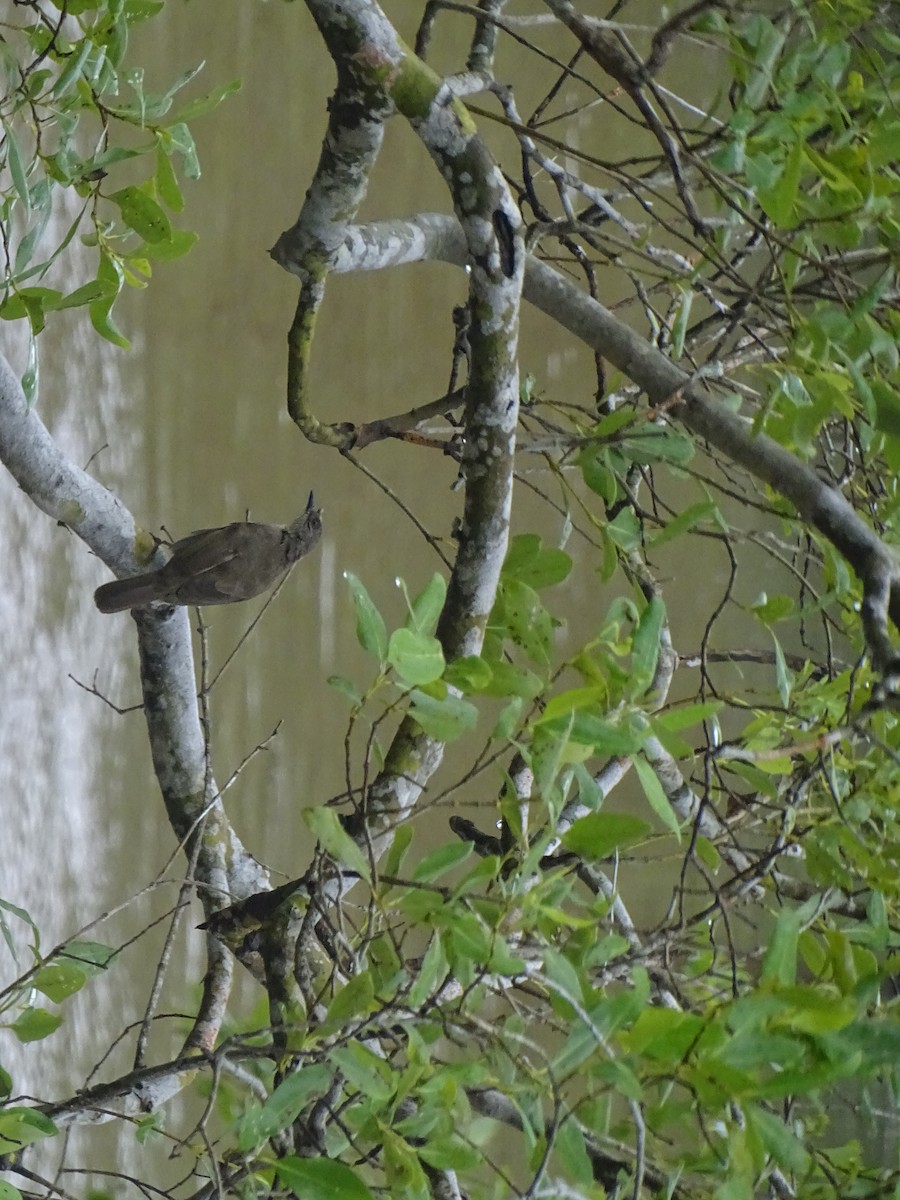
<box><xmin>94</xmin><ymin>574</ymin><xmax>164</xmax><ymax>613</ymax></box>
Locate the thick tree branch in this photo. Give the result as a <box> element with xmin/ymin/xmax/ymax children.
<box><xmin>273</xmin><ymin>213</ymin><xmax>900</xmax><ymax>668</ymax></box>
<box><xmin>0</xmin><ymin>352</ymin><xmax>268</xmax><ymax>922</ymax></box>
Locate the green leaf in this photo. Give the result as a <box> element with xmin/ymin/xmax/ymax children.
<box><xmin>555</xmin><ymin>1119</ymin><xmax>596</xmax><ymax>1186</ymax></box>
<box><xmin>328</xmin><ymin>1042</ymin><xmax>394</xmax><ymax>1102</ymax></box>
<box><xmin>761</xmin><ymin>906</ymin><xmax>800</xmax><ymax>987</ymax></box>
<box><xmin>630</xmin><ymin>595</ymin><xmax>665</xmax><ymax>694</ymax></box>
<box><xmin>872</xmin><ymin>380</ymin><xmax>900</xmax><ymax>438</ymax></box>
<box><xmin>328</xmin><ymin>674</ymin><xmax>361</xmax><ymax>704</ymax></box>
<box><xmin>745</xmin><ymin>1105</ymin><xmax>811</xmax><ymax>1175</ymax></box>
<box><xmin>3</xmin><ymin>122</ymin><xmax>31</xmax><ymax>213</ymax></box>
<box><xmin>493</xmin><ymin>696</ymin><xmax>523</xmax><ymax>739</ymax></box>
<box><xmin>382</xmin><ymin>823</ymin><xmax>413</xmax><ymax>879</ymax></box>
<box><xmin>239</xmin><ymin>1065</ymin><xmax>331</xmax><ymax>1151</ymax></box>
<box><xmin>772</xmin><ymin>633</ymin><xmax>793</xmax><ymax>706</ymax></box>
<box><xmin>412</xmin><ymin>841</ymin><xmax>472</xmax><ymax>883</ymax></box>
<box><xmin>503</xmin><ymin>534</ymin><xmax>572</xmax><ymax>589</ymax></box>
<box><xmin>443</xmin><ymin>655</ymin><xmax>493</xmax><ymax>691</ymax></box>
<box><xmin>166</xmin><ymin>123</ymin><xmax>200</xmax><ymax>178</ymax></box>
<box><xmin>32</xmin><ymin>961</ymin><xmax>87</xmax><ymax>1003</ymax></box>
<box><xmin>752</xmin><ymin>593</ymin><xmax>795</xmax><ymax>625</ymax></box>
<box><xmin>0</xmin><ymin>1179</ymin><xmax>23</xmax><ymax>1200</ymax></box>
<box><xmin>407</xmin><ymin>934</ymin><xmax>449</xmax><ymax>1010</ymax></box>
<box><xmin>324</xmin><ymin>971</ymin><xmax>376</xmax><ymax>1027</ymax></box>
<box><xmin>494</xmin><ymin>578</ymin><xmax>554</xmax><ymax>666</ymax></box>
<box><xmin>52</xmin><ymin>38</ymin><xmax>93</xmax><ymax>98</ymax></box>
<box><xmin>538</xmin><ymin>686</ymin><xmax>607</xmax><ymax>724</ymax></box>
<box><xmin>671</xmin><ymin>286</ymin><xmax>692</xmax><ymax>358</ymax></box>
<box><xmin>606</xmin><ymin>506</ymin><xmax>641</xmax><ymax>552</ymax></box>
<box><xmin>276</xmin><ymin>1156</ymin><xmax>375</xmax><ymax>1200</ymax></box>
<box><xmin>303</xmin><ymin>807</ymin><xmax>371</xmax><ymax>883</ymax></box>
<box><xmin>647</xmin><ymin>501</ymin><xmax>718</xmax><ymax>550</ymax></box>
<box><xmin>57</xmin><ymin>280</ymin><xmax>115</xmax><ymax>311</ymax></box>
<box><xmin>561</xmin><ymin>812</ymin><xmax>651</xmax><ymax>859</ymax></box>
<box><xmin>652</xmin><ymin>701</ymin><xmax>722</xmax><ymax>733</ymax></box>
<box><xmin>759</xmin><ymin>140</ymin><xmax>805</xmax><ymax>228</ymax></box>
<box><xmin>388</xmin><ymin>627</ymin><xmax>445</xmax><ymax>685</ymax></box>
<box><xmin>172</xmin><ymin>78</ymin><xmax>242</xmax><ymax>123</ymax></box>
<box><xmin>408</xmin><ymin>690</ymin><xmax>477</xmax><ymax>741</ymax></box>
<box><xmin>110</xmin><ymin>186</ymin><xmax>172</xmax><ymax>244</ymax></box>
<box><xmin>89</xmin><ymin>252</ymin><xmax>129</xmax><ymax>349</ymax></box>
<box><xmin>478</xmin><ymin>660</ymin><xmax>543</xmax><ymax>699</ymax></box>
<box><xmin>128</xmin><ymin>228</ymin><xmax>198</xmax><ymax>262</ymax></box>
<box><xmin>405</xmin><ymin>573</ymin><xmax>446</xmax><ymax>633</ymax></box>
<box><xmin>0</xmin><ymin>1107</ymin><xmax>56</xmax><ymax>1155</ymax></box>
<box><xmin>633</xmin><ymin>754</ymin><xmax>681</xmax><ymax>840</ymax></box>
<box><xmin>344</xmin><ymin>572</ymin><xmax>388</xmax><ymax>663</ymax></box>
<box><xmin>10</xmin><ymin>1007</ymin><xmax>62</xmax><ymax>1043</ymax></box>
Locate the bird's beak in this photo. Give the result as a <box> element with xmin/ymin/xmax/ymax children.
<box><xmin>306</xmin><ymin>491</ymin><xmax>315</xmax><ymax>512</ymax></box>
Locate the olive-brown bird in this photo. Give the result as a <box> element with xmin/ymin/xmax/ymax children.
<box><xmin>94</xmin><ymin>493</ymin><xmax>322</xmax><ymax>613</ymax></box>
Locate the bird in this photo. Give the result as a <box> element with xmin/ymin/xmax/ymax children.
<box><xmin>94</xmin><ymin>493</ymin><xmax>323</xmax><ymax>613</ymax></box>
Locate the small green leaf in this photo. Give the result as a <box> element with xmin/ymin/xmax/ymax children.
<box><xmin>324</xmin><ymin>971</ymin><xmax>376</xmax><ymax>1027</ymax></box>
<box><xmin>606</xmin><ymin>506</ymin><xmax>641</xmax><ymax>552</ymax></box>
<box><xmin>52</xmin><ymin>39</ymin><xmax>93</xmax><ymax>98</ymax></box>
<box><xmin>412</xmin><ymin>841</ymin><xmax>472</xmax><ymax>883</ymax></box>
<box><xmin>652</xmin><ymin>701</ymin><xmax>722</xmax><ymax>733</ymax></box>
<box><xmin>538</xmin><ymin>686</ymin><xmax>607</xmax><ymax>724</ymax></box>
<box><xmin>276</xmin><ymin>1156</ymin><xmax>375</xmax><ymax>1200</ymax></box>
<box><xmin>772</xmin><ymin>633</ymin><xmax>793</xmax><ymax>706</ymax></box>
<box><xmin>110</xmin><ymin>186</ymin><xmax>172</xmax><ymax>244</ymax></box>
<box><xmin>328</xmin><ymin>675</ymin><xmax>361</xmax><ymax>704</ymax></box>
<box><xmin>409</xmin><ymin>690</ymin><xmax>477</xmax><ymax>741</ymax></box>
<box><xmin>561</xmin><ymin>812</ymin><xmax>651</xmax><ymax>859</ymax></box>
<box><xmin>630</xmin><ymin>595</ymin><xmax>666</xmax><ymax>695</ymax></box>
<box><xmin>59</xmin><ymin>939</ymin><xmax>114</xmax><ymax>974</ymax></box>
<box><xmin>759</xmin><ymin>141</ymin><xmax>805</xmax><ymax>228</ymax></box>
<box><xmin>262</xmin><ymin>1065</ymin><xmax>331</xmax><ymax>1134</ymax></box>
<box><xmin>479</xmin><ymin>661</ymin><xmax>543</xmax><ymax>699</ymax></box>
<box><xmin>89</xmin><ymin>252</ymin><xmax>129</xmax><ymax>349</ymax></box>
<box><xmin>388</xmin><ymin>627</ymin><xmax>445</xmax><ymax>686</ymax></box>
<box><xmin>303</xmin><ymin>807</ymin><xmax>371</xmax><ymax>882</ymax></box>
<box><xmin>633</xmin><ymin>754</ymin><xmax>681</xmax><ymax>840</ymax></box>
<box><xmin>166</xmin><ymin>123</ymin><xmax>200</xmax><ymax>178</ymax></box>
<box><xmin>761</xmin><ymin>906</ymin><xmax>800</xmax><ymax>986</ymax></box>
<box><xmin>3</xmin><ymin>122</ymin><xmax>31</xmax><ymax>213</ymax></box>
<box><xmin>344</xmin><ymin>572</ymin><xmax>388</xmax><ymax>663</ymax></box>
<box><xmin>503</xmin><ymin>534</ymin><xmax>572</xmax><ymax>590</ymax></box>
<box><xmin>33</xmin><ymin>961</ymin><xmax>87</xmax><ymax>1003</ymax></box>
<box><xmin>172</xmin><ymin>79</ymin><xmax>242</xmax><ymax>123</ymax></box>
<box><xmin>405</xmin><ymin>572</ymin><xmax>446</xmax><ymax>633</ymax></box>
<box><xmin>129</xmin><ymin>228</ymin><xmax>198</xmax><ymax>262</ymax></box>
<box><xmin>494</xmin><ymin>578</ymin><xmax>554</xmax><ymax>666</ymax></box>
<box><xmin>419</xmin><ymin>1136</ymin><xmax>483</xmax><ymax>1172</ymax></box>
<box><xmin>407</xmin><ymin>935</ymin><xmax>449</xmax><ymax>1009</ymax></box>
<box><xmin>671</xmin><ymin>286</ymin><xmax>693</xmax><ymax>358</ymax></box>
<box><xmin>0</xmin><ymin>1107</ymin><xmax>56</xmax><ymax>1155</ymax></box>
<box><xmin>382</xmin><ymin>823</ymin><xmax>413</xmax><ymax>879</ymax></box>
<box><xmin>443</xmin><ymin>655</ymin><xmax>493</xmax><ymax>691</ymax></box>
<box><xmin>647</xmin><ymin>501</ymin><xmax>718</xmax><ymax>550</ymax></box>
<box><xmin>156</xmin><ymin>141</ymin><xmax>184</xmax><ymax>211</ymax></box>
<box><xmin>872</xmin><ymin>380</ymin><xmax>900</xmax><ymax>438</ymax></box>
<box><xmin>327</xmin><ymin>1043</ymin><xmax>394</xmax><ymax>1102</ymax></box>
<box><xmin>10</xmin><ymin>1007</ymin><xmax>62</xmax><ymax>1043</ymax></box>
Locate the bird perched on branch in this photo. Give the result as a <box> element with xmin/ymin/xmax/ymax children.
<box><xmin>94</xmin><ymin>492</ymin><xmax>323</xmax><ymax>613</ymax></box>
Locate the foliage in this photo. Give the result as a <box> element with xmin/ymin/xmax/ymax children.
<box><xmin>2</xmin><ymin>1</ymin><xmax>900</xmax><ymax>1199</ymax></box>
<box><xmin>0</xmin><ymin>0</ymin><xmax>237</xmax><ymax>397</ymax></box>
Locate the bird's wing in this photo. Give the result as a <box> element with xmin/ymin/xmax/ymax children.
<box><xmin>168</xmin><ymin>523</ymin><xmax>255</xmax><ymax>574</ymax></box>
